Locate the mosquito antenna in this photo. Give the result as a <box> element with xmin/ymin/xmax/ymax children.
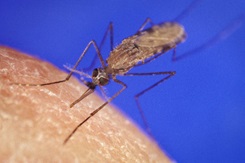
<box><xmin>173</xmin><ymin>14</ymin><xmax>245</xmax><ymax>61</ymax></box>
<box><xmin>63</xmin><ymin>65</ymin><xmax>92</xmax><ymax>79</ymax></box>
<box><xmin>173</xmin><ymin>0</ymin><xmax>202</xmax><ymax>22</ymax></box>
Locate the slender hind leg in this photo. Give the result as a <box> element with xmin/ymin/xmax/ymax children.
<box><xmin>172</xmin><ymin>14</ymin><xmax>244</xmax><ymax>62</ymax></box>
<box><xmin>124</xmin><ymin>71</ymin><xmax>176</xmax><ymax>135</ymax></box>
<box><xmin>135</xmin><ymin>14</ymin><xmax>244</xmax><ymax>67</ymax></box>
<box><xmin>173</xmin><ymin>0</ymin><xmax>202</xmax><ymax>22</ymax></box>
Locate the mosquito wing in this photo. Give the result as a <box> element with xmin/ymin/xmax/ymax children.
<box><xmin>107</xmin><ymin>22</ymin><xmax>186</xmax><ymax>75</ymax></box>
<box><xmin>136</xmin><ymin>22</ymin><xmax>186</xmax><ymax>48</ymax></box>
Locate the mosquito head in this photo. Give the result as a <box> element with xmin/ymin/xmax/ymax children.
<box><xmin>92</xmin><ymin>68</ymin><xmax>109</xmax><ymax>86</ymax></box>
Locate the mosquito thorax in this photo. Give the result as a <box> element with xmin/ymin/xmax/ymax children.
<box><xmin>92</xmin><ymin>68</ymin><xmax>109</xmax><ymax>86</ymax></box>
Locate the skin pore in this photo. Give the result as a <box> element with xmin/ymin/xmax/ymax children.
<box><xmin>0</xmin><ymin>46</ymin><xmax>171</xmax><ymax>162</ymax></box>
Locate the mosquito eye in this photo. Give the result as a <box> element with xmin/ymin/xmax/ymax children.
<box><xmin>92</xmin><ymin>68</ymin><xmax>98</xmax><ymax>77</ymax></box>
<box><xmin>99</xmin><ymin>77</ymin><xmax>109</xmax><ymax>86</ymax></box>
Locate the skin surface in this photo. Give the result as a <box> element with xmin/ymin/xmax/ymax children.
<box><xmin>0</xmin><ymin>46</ymin><xmax>171</xmax><ymax>162</ymax></box>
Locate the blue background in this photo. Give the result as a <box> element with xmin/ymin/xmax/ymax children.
<box><xmin>0</xmin><ymin>0</ymin><xmax>244</xmax><ymax>162</ymax></box>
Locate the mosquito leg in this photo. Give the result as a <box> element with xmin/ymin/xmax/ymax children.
<box><xmin>138</xmin><ymin>0</ymin><xmax>201</xmax><ymax>32</ymax></box>
<box><xmin>83</xmin><ymin>22</ymin><xmax>114</xmax><ymax>71</ymax></box>
<box><xmin>63</xmin><ymin>78</ymin><xmax>127</xmax><ymax>145</ymax></box>
<box><xmin>70</xmin><ymin>87</ymin><xmax>95</xmax><ymax>108</ymax></box>
<box><xmin>171</xmin><ymin>48</ymin><xmax>177</xmax><ymax>61</ymax></box>
<box><xmin>124</xmin><ymin>71</ymin><xmax>176</xmax><ymax>136</ymax></box>
<box><xmin>14</xmin><ymin>40</ymin><xmax>103</xmax><ymax>86</ymax></box>
<box><xmin>137</xmin><ymin>18</ymin><xmax>154</xmax><ymax>33</ymax></box>
<box><xmin>173</xmin><ymin>0</ymin><xmax>202</xmax><ymax>22</ymax></box>
<box><xmin>99</xmin><ymin>85</ymin><xmax>109</xmax><ymax>101</ymax></box>
<box><xmin>172</xmin><ymin>14</ymin><xmax>244</xmax><ymax>62</ymax></box>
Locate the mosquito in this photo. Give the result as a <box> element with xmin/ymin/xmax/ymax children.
<box><xmin>13</xmin><ymin>0</ymin><xmax>243</xmax><ymax>144</ymax></box>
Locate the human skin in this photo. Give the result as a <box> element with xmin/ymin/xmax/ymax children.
<box><xmin>0</xmin><ymin>46</ymin><xmax>171</xmax><ymax>162</ymax></box>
